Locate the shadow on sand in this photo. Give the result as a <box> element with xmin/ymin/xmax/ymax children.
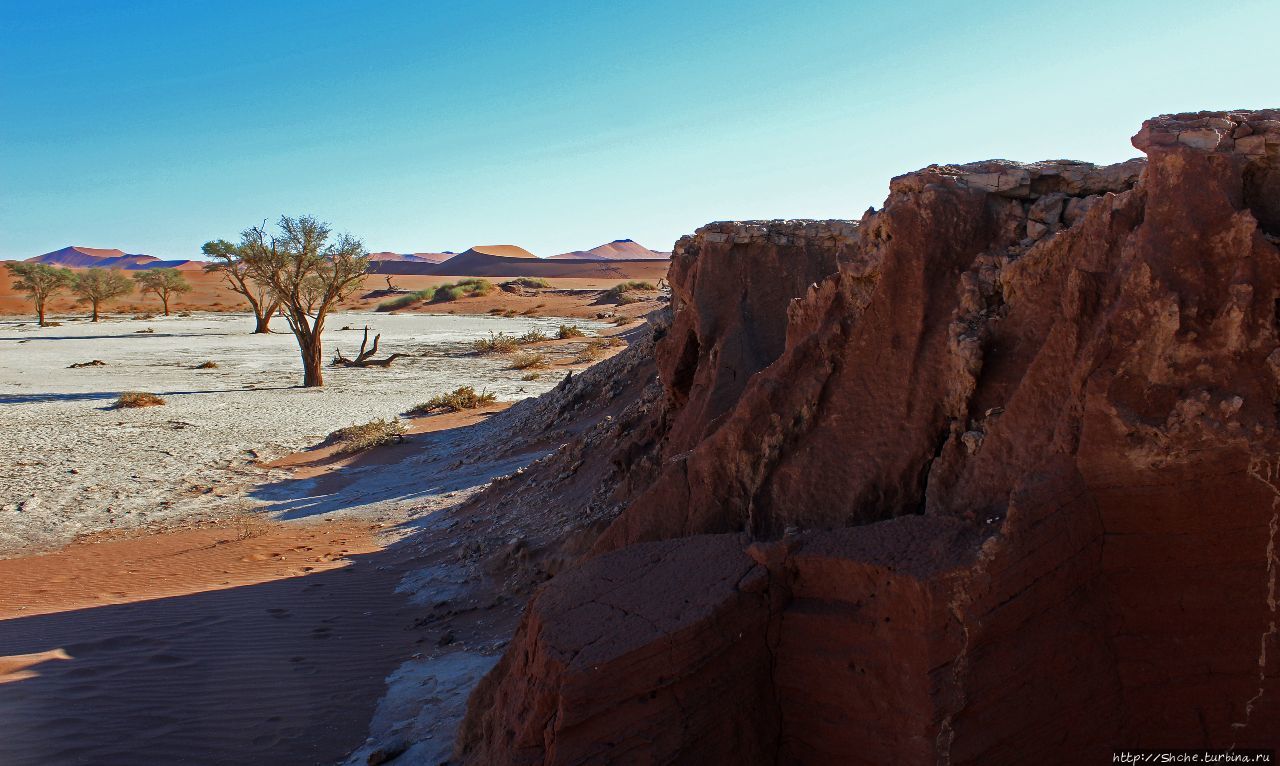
<box><xmin>0</xmin><ymin>545</ymin><xmax>431</xmax><ymax>766</ymax></box>
<box><xmin>249</xmin><ymin>418</ymin><xmax>534</xmax><ymax>521</ymax></box>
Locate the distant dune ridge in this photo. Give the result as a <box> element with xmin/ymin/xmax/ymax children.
<box><xmin>27</xmin><ymin>245</ymin><xmax>202</xmax><ymax>271</ymax></box>
<box><xmin>18</xmin><ymin>240</ymin><xmax>669</xmax><ymax>273</ymax></box>
<box><xmin>367</xmin><ymin>251</ymin><xmax>456</xmax><ymax>264</ymax></box>
<box><xmin>549</xmin><ymin>238</ymin><xmax>671</xmax><ymax>260</ymax></box>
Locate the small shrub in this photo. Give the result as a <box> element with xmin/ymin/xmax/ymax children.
<box><xmin>517</xmin><ymin>328</ymin><xmax>549</xmax><ymax>344</ymax></box>
<box><xmin>557</xmin><ymin>324</ymin><xmax>585</xmax><ymax>339</ymax></box>
<box><xmin>68</xmin><ymin>359</ymin><xmax>106</xmax><ymax>369</ymax></box>
<box><xmin>134</xmin><ymin>327</ymin><xmax>156</xmax><ymax>334</ymax></box>
<box><xmin>194</xmin><ymin>361</ymin><xmax>218</xmax><ymax>369</ymax></box>
<box><xmin>520</xmin><ymin>372</ymin><xmax>540</xmax><ymax>381</ymax></box>
<box><xmin>431</xmin><ymin>278</ymin><xmax>493</xmax><ymax>302</ymax></box>
<box><xmin>612</xmin><ymin>316</ymin><xmax>633</xmax><ymax>325</ymax></box>
<box><xmin>509</xmin><ymin>351</ymin><xmax>546</xmax><ymax>370</ymax></box>
<box><xmin>473</xmin><ymin>331</ymin><xmax>519</xmax><ymax>354</ymax></box>
<box><xmin>574</xmin><ymin>337</ymin><xmax>624</xmax><ymax>363</ymax></box>
<box><xmin>604</xmin><ymin>280</ymin><xmax>656</xmax><ymax>304</ymax></box>
<box><xmin>377</xmin><ymin>288</ymin><xmax>435</xmax><ymax>311</ymax></box>
<box><xmin>325</xmin><ymin>418</ymin><xmax>406</xmax><ymax>453</ymax></box>
<box><xmin>114</xmin><ymin>391</ymin><xmax>165</xmax><ymax>408</ymax></box>
<box><xmin>410</xmin><ymin>386</ymin><xmax>497</xmax><ymax>414</ymax></box>
<box><xmin>500</xmin><ymin>277</ymin><xmax>549</xmax><ymax>293</ymax></box>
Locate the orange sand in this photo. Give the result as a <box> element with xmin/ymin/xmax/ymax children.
<box><xmin>0</xmin><ymin>518</ymin><xmax>430</xmax><ymax>765</ymax></box>
<box><xmin>0</xmin><ymin>266</ymin><xmax>668</xmax><ymax>319</ymax></box>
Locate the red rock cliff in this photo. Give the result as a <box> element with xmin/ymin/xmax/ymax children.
<box><xmin>457</xmin><ymin>110</ymin><xmax>1280</xmax><ymax>764</ymax></box>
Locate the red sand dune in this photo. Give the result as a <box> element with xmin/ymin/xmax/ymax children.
<box><xmin>25</xmin><ymin>246</ymin><xmax>201</xmax><ymax>271</ymax></box>
<box><xmin>550</xmin><ymin>239</ymin><xmax>670</xmax><ymax>260</ymax></box>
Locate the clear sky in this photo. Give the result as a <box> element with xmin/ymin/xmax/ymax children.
<box><xmin>2</xmin><ymin>0</ymin><xmax>1278</xmax><ymax>260</ymax></box>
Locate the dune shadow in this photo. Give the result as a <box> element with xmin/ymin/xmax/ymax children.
<box><xmin>0</xmin><ymin>545</ymin><xmax>431</xmax><ymax>766</ymax></box>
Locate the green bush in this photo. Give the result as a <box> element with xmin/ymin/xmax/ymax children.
<box><xmin>377</xmin><ymin>288</ymin><xmax>436</xmax><ymax>311</ymax></box>
<box><xmin>432</xmin><ymin>278</ymin><xmax>494</xmax><ymax>302</ymax></box>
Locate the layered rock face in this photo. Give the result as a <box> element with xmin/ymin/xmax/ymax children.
<box><xmin>457</xmin><ymin>111</ymin><xmax>1280</xmax><ymax>763</ymax></box>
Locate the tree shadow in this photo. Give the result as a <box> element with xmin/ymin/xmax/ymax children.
<box><xmin>0</xmin><ymin>546</ymin><xmax>432</xmax><ymax>766</ymax></box>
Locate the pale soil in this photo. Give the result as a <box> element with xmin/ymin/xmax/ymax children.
<box><xmin>0</xmin><ymin>311</ymin><xmax>614</xmax><ymax>556</ymax></box>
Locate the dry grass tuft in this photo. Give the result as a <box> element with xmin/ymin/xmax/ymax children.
<box><xmin>516</xmin><ymin>328</ymin><xmax>549</xmax><ymax>344</ymax></box>
<box><xmin>557</xmin><ymin>324</ymin><xmax>586</xmax><ymax>339</ymax></box>
<box><xmin>409</xmin><ymin>386</ymin><xmax>497</xmax><ymax>414</ymax></box>
<box><xmin>194</xmin><ymin>361</ymin><xmax>218</xmax><ymax>369</ymax></box>
<box><xmin>325</xmin><ymin>418</ymin><xmax>406</xmax><ymax>453</ymax></box>
<box><xmin>509</xmin><ymin>351</ymin><xmax>547</xmax><ymax>370</ymax></box>
<box><xmin>473</xmin><ymin>332</ymin><xmax>519</xmax><ymax>354</ymax></box>
<box><xmin>574</xmin><ymin>337</ymin><xmax>625</xmax><ymax>363</ymax></box>
<box><xmin>114</xmin><ymin>391</ymin><xmax>165</xmax><ymax>408</ymax></box>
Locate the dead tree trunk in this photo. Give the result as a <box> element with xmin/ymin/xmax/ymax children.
<box><xmin>332</xmin><ymin>326</ymin><xmax>403</xmax><ymax>368</ymax></box>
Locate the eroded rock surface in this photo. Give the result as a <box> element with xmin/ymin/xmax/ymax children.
<box><xmin>455</xmin><ymin>110</ymin><xmax>1280</xmax><ymax>763</ymax></box>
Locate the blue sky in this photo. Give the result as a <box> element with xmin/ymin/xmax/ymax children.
<box><xmin>2</xmin><ymin>0</ymin><xmax>1277</xmax><ymax>260</ymax></box>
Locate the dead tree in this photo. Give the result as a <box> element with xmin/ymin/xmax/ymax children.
<box><xmin>332</xmin><ymin>326</ymin><xmax>403</xmax><ymax>367</ymax></box>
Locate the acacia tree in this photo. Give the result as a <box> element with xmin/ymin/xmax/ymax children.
<box><xmin>72</xmin><ymin>269</ymin><xmax>133</xmax><ymax>322</ymax></box>
<box><xmin>201</xmin><ymin>239</ymin><xmax>281</xmax><ymax>333</ymax></box>
<box><xmin>133</xmin><ymin>268</ymin><xmax>191</xmax><ymax>315</ymax></box>
<box><xmin>236</xmin><ymin>215</ymin><xmax>369</xmax><ymax>387</ymax></box>
<box><xmin>5</xmin><ymin>262</ymin><xmax>74</xmax><ymax>325</ymax></box>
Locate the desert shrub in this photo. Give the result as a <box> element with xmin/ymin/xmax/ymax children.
<box><xmin>433</xmin><ymin>285</ymin><xmax>464</xmax><ymax>302</ymax></box>
<box><xmin>114</xmin><ymin>391</ymin><xmax>165</xmax><ymax>408</ymax></box>
<box><xmin>517</xmin><ymin>328</ymin><xmax>549</xmax><ymax>344</ymax></box>
<box><xmin>557</xmin><ymin>324</ymin><xmax>585</xmax><ymax>339</ymax></box>
<box><xmin>604</xmin><ymin>280</ymin><xmax>656</xmax><ymax>304</ymax></box>
<box><xmin>509</xmin><ymin>351</ymin><xmax>546</xmax><ymax>370</ymax></box>
<box><xmin>325</xmin><ymin>418</ymin><xmax>406</xmax><ymax>453</ymax></box>
<box><xmin>500</xmin><ymin>277</ymin><xmax>550</xmax><ymax>293</ymax></box>
<box><xmin>134</xmin><ymin>327</ymin><xmax>156</xmax><ymax>334</ymax></box>
<box><xmin>410</xmin><ymin>386</ymin><xmax>497</xmax><ymax>414</ymax></box>
<box><xmin>612</xmin><ymin>316</ymin><xmax>633</xmax><ymax>325</ymax></box>
<box><xmin>194</xmin><ymin>361</ymin><xmax>218</xmax><ymax>369</ymax></box>
<box><xmin>520</xmin><ymin>372</ymin><xmax>540</xmax><ymax>381</ymax></box>
<box><xmin>68</xmin><ymin>359</ymin><xmax>106</xmax><ymax>369</ymax></box>
<box><xmin>574</xmin><ymin>337</ymin><xmax>624</xmax><ymax>363</ymax></box>
<box><xmin>431</xmin><ymin>278</ymin><xmax>493</xmax><ymax>302</ymax></box>
<box><xmin>377</xmin><ymin>288</ymin><xmax>435</xmax><ymax>311</ymax></box>
<box><xmin>473</xmin><ymin>331</ymin><xmax>519</xmax><ymax>354</ymax></box>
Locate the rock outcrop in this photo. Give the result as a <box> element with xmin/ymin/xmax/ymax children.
<box><xmin>455</xmin><ymin>110</ymin><xmax>1280</xmax><ymax>763</ymax></box>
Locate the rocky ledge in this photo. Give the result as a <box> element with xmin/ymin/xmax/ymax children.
<box><xmin>451</xmin><ymin>109</ymin><xmax>1280</xmax><ymax>764</ymax></box>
